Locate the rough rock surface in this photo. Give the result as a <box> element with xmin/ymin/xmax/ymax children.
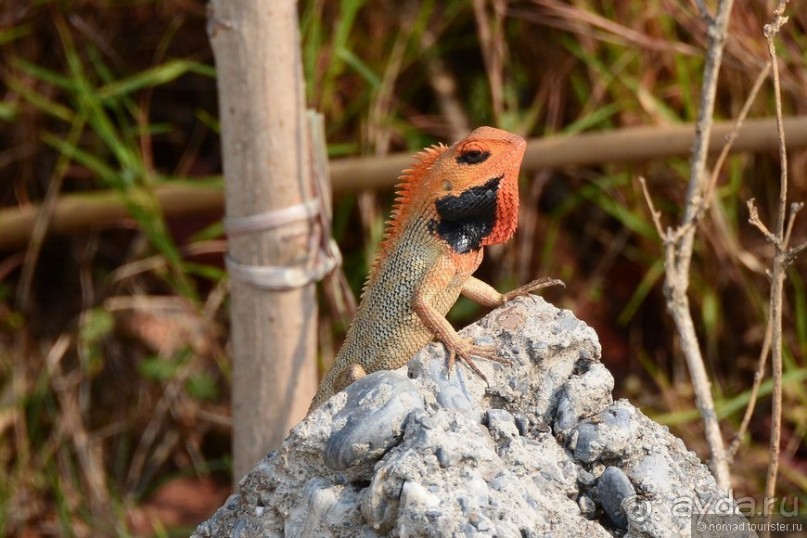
<box><xmin>194</xmin><ymin>296</ymin><xmax>739</xmax><ymax>537</ymax></box>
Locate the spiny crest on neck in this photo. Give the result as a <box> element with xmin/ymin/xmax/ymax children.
<box><xmin>378</xmin><ymin>143</ymin><xmax>447</xmax><ymax>251</ymax></box>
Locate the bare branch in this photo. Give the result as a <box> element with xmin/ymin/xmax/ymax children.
<box><xmin>759</xmin><ymin>0</ymin><xmax>791</xmax><ymax>514</ymax></box>
<box><xmin>747</xmin><ymin>199</ymin><xmax>778</xmax><ymax>245</ymax></box>
<box><xmin>694</xmin><ymin>0</ymin><xmax>713</xmax><ymax>24</ymax></box>
<box><xmin>728</xmin><ymin>322</ymin><xmax>771</xmax><ymax>459</ymax></box>
<box><xmin>471</xmin><ymin>0</ymin><xmax>507</xmax><ymax>123</ymax></box>
<box><xmin>783</xmin><ymin>202</ymin><xmax>803</xmax><ymax>248</ymax></box>
<box><xmin>422</xmin><ymin>29</ymin><xmax>471</xmax><ymax>140</ymax></box>
<box><xmin>637</xmin><ymin>176</ymin><xmax>666</xmax><ymax>240</ymax></box>
<box><xmin>788</xmin><ymin>240</ymin><xmax>807</xmax><ymax>261</ymax></box>
<box><xmin>705</xmin><ymin>61</ymin><xmax>772</xmax><ymax>209</ymax></box>
<box><xmin>765</xmin><ymin>6</ymin><xmax>790</xmax><ymax>242</ymax></box>
<box><xmin>660</xmin><ymin>0</ymin><xmax>736</xmax><ymax>490</ymax></box>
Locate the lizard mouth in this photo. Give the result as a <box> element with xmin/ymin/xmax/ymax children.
<box><xmin>427</xmin><ymin>175</ymin><xmax>502</xmax><ymax>254</ymax></box>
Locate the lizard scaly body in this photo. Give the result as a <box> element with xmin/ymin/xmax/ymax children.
<box><xmin>309</xmin><ymin>126</ymin><xmax>561</xmax><ymax>412</ymax></box>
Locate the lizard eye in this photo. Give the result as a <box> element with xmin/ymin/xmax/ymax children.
<box><xmin>456</xmin><ymin>146</ymin><xmax>491</xmax><ymax>165</ymax></box>
<box><xmin>442</xmin><ymin>180</ymin><xmax>453</xmax><ymax>191</ymax></box>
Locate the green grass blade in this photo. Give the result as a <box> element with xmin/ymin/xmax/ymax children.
<box><xmin>6</xmin><ymin>75</ymin><xmax>75</xmax><ymax>122</ymax></box>
<box><xmin>618</xmin><ymin>259</ymin><xmax>664</xmax><ymax>325</ymax></box>
<box><xmin>99</xmin><ymin>59</ymin><xmax>214</xmax><ymax>99</ymax></box>
<box><xmin>336</xmin><ymin>47</ymin><xmax>381</xmax><ymax>89</ymax></box>
<box><xmin>42</xmin><ymin>132</ymin><xmax>118</xmax><ymax>181</ymax></box>
<box><xmin>0</xmin><ymin>101</ymin><xmax>17</xmax><ymax>121</ymax></box>
<box><xmin>11</xmin><ymin>57</ymin><xmax>74</xmax><ymax>90</ymax></box>
<box><xmin>563</xmin><ymin>103</ymin><xmax>621</xmax><ymax>135</ymax></box>
<box><xmin>0</xmin><ymin>24</ymin><xmax>31</xmax><ymax>45</ymax></box>
<box><xmin>653</xmin><ymin>367</ymin><xmax>807</xmax><ymax>425</ymax></box>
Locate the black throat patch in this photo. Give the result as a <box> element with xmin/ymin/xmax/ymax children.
<box><xmin>427</xmin><ymin>175</ymin><xmax>502</xmax><ymax>254</ymax></box>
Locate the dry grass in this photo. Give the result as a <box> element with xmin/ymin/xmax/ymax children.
<box><xmin>0</xmin><ymin>0</ymin><xmax>805</xmax><ymax>535</ymax></box>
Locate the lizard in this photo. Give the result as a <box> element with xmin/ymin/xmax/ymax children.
<box><xmin>309</xmin><ymin>126</ymin><xmax>562</xmax><ymax>412</ymax></box>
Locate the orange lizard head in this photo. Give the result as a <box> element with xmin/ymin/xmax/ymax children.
<box><xmin>391</xmin><ymin>126</ymin><xmax>526</xmax><ymax>254</ymax></box>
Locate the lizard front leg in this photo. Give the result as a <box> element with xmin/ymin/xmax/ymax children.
<box><xmin>437</xmin><ymin>274</ymin><xmax>564</xmax><ymax>379</ymax></box>
<box><xmin>412</xmin><ymin>259</ymin><xmax>509</xmax><ymax>382</ymax></box>
<box><xmin>461</xmin><ymin>275</ymin><xmax>565</xmax><ymax>308</ymax></box>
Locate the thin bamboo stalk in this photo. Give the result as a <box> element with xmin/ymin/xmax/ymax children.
<box><xmin>1</xmin><ymin>116</ymin><xmax>806</xmax><ymax>252</ymax></box>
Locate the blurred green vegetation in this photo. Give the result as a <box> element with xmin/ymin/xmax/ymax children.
<box><xmin>1</xmin><ymin>0</ymin><xmax>805</xmax><ymax>535</ymax></box>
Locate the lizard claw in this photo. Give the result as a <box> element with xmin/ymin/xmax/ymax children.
<box><xmin>444</xmin><ymin>340</ymin><xmax>510</xmax><ymax>384</ymax></box>
<box><xmin>502</xmin><ymin>277</ymin><xmax>565</xmax><ymax>303</ymax></box>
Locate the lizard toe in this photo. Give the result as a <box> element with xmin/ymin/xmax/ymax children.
<box><xmin>503</xmin><ymin>277</ymin><xmax>565</xmax><ymax>302</ymax></box>
<box><xmin>442</xmin><ymin>341</ymin><xmax>510</xmax><ymax>385</ymax></box>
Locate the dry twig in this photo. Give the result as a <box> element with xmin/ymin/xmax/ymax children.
<box><xmin>727</xmin><ymin>321</ymin><xmax>771</xmax><ymax>459</ymax></box>
<box><xmin>744</xmin><ymin>0</ymin><xmax>806</xmax><ymax>515</ymax></box>
<box><xmin>643</xmin><ymin>0</ymin><xmax>737</xmax><ymax>490</ymax></box>
<box><xmin>471</xmin><ymin>0</ymin><xmax>508</xmax><ymax>123</ymax></box>
<box><xmin>705</xmin><ymin>61</ymin><xmax>772</xmax><ymax>208</ymax></box>
<box><xmin>421</xmin><ymin>29</ymin><xmax>471</xmax><ymax>140</ymax></box>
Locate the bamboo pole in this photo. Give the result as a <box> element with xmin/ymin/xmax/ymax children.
<box><xmin>1</xmin><ymin>116</ymin><xmax>807</xmax><ymax>252</ymax></box>
<box><xmin>329</xmin><ymin>115</ymin><xmax>807</xmax><ymax>193</ymax></box>
<box><xmin>0</xmin><ymin>181</ymin><xmax>223</xmax><ymax>251</ymax></box>
<box><xmin>208</xmin><ymin>0</ymin><xmax>317</xmax><ymax>482</ymax></box>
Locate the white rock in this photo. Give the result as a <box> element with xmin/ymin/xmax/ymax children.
<box><xmin>192</xmin><ymin>296</ymin><xmax>742</xmax><ymax>538</ymax></box>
